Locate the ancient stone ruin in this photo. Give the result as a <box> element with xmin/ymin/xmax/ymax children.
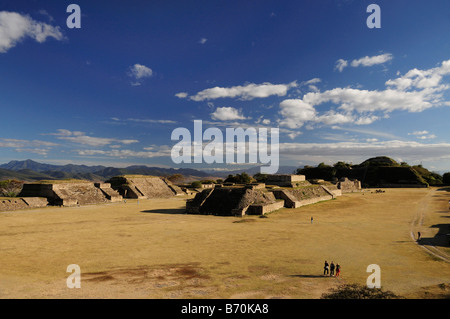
<box><xmin>106</xmin><ymin>175</ymin><xmax>184</xmax><ymax>199</ymax></box>
<box><xmin>19</xmin><ymin>180</ymin><xmax>122</xmax><ymax>206</ymax></box>
<box><xmin>0</xmin><ymin>197</ymin><xmax>48</xmax><ymax>212</ymax></box>
<box><xmin>1</xmin><ymin>175</ymin><xmax>186</xmax><ymax>212</ymax></box>
<box><xmin>186</xmin><ymin>184</ymin><xmax>284</xmax><ymax>216</ymax></box>
<box><xmin>336</xmin><ymin>177</ymin><xmax>362</xmax><ymax>193</ymax></box>
<box><xmin>186</xmin><ymin>175</ymin><xmax>361</xmax><ymax>216</ymax></box>
<box><xmin>266</xmin><ymin>174</ymin><xmax>308</xmax><ymax>187</ymax></box>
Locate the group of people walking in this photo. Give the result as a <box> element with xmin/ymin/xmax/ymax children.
<box><xmin>323</xmin><ymin>260</ymin><xmax>341</xmax><ymax>277</ymax></box>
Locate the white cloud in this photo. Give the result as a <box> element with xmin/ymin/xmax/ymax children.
<box><xmin>350</xmin><ymin>53</ymin><xmax>393</xmax><ymax>67</ymax></box>
<box><xmin>0</xmin><ymin>11</ymin><xmax>64</xmax><ymax>53</ymax></box>
<box><xmin>409</xmin><ymin>130</ymin><xmax>429</xmax><ymax>136</ymax></box>
<box><xmin>280</xmin><ymin>140</ymin><xmax>450</xmax><ymax>162</ymax></box>
<box><xmin>199</xmin><ymin>38</ymin><xmax>207</xmax><ymax>44</ymax></box>
<box><xmin>278</xmin><ymin>59</ymin><xmax>450</xmax><ymax>130</ymax></box>
<box><xmin>76</xmin><ymin>145</ymin><xmax>171</xmax><ymax>159</ymax></box>
<box><xmin>189</xmin><ymin>81</ymin><xmax>298</xmax><ymax>101</ymax></box>
<box><xmin>304</xmin><ymin>78</ymin><xmax>321</xmax><ymax>85</ymax></box>
<box><xmin>210</xmin><ymin>107</ymin><xmax>247</xmax><ymax>121</ymax></box>
<box><xmin>335</xmin><ymin>59</ymin><xmax>348</xmax><ymax>72</ymax></box>
<box><xmin>355</xmin><ymin>115</ymin><xmax>379</xmax><ymax>125</ymax></box>
<box><xmin>408</xmin><ymin>130</ymin><xmax>436</xmax><ymax>140</ymax></box>
<box><xmin>175</xmin><ymin>92</ymin><xmax>188</xmax><ymax>99</ymax></box>
<box><xmin>50</xmin><ymin>129</ymin><xmax>139</xmax><ymax>147</ymax></box>
<box><xmin>127</xmin><ymin>118</ymin><xmax>177</xmax><ymax>124</ymax></box>
<box><xmin>335</xmin><ymin>53</ymin><xmax>393</xmax><ymax>72</ymax></box>
<box><xmin>287</xmin><ymin>131</ymin><xmax>302</xmax><ymax>140</ymax></box>
<box><xmin>278</xmin><ymin>99</ymin><xmax>316</xmax><ymax>129</ymax></box>
<box><xmin>37</xmin><ymin>10</ymin><xmax>54</xmax><ymax>22</ymax></box>
<box><xmin>15</xmin><ymin>148</ymin><xmax>49</xmax><ymax>156</ymax></box>
<box><xmin>127</xmin><ymin>64</ymin><xmax>153</xmax><ymax>85</ymax></box>
<box><xmin>386</xmin><ymin>59</ymin><xmax>450</xmax><ymax>91</ymax></box>
<box><xmin>0</xmin><ymin>138</ymin><xmax>58</xmax><ymax>156</ymax></box>
<box><xmin>315</xmin><ymin>111</ymin><xmax>354</xmax><ymax>125</ymax></box>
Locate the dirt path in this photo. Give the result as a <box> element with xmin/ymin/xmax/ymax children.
<box><xmin>410</xmin><ymin>188</ymin><xmax>450</xmax><ymax>263</ymax></box>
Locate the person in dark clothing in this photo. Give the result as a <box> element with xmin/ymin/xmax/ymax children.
<box><xmin>335</xmin><ymin>263</ymin><xmax>341</xmax><ymax>277</ymax></box>
<box><xmin>330</xmin><ymin>261</ymin><xmax>335</xmax><ymax>276</ymax></box>
<box><xmin>323</xmin><ymin>261</ymin><xmax>329</xmax><ymax>276</ymax></box>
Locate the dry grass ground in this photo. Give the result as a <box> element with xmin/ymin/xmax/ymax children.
<box><xmin>0</xmin><ymin>187</ymin><xmax>449</xmax><ymax>299</ymax></box>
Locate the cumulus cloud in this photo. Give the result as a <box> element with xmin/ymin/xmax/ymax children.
<box><xmin>0</xmin><ymin>11</ymin><xmax>64</xmax><ymax>53</ymax></box>
<box><xmin>278</xmin><ymin>99</ymin><xmax>316</xmax><ymax>129</ymax></box>
<box><xmin>335</xmin><ymin>53</ymin><xmax>392</xmax><ymax>72</ymax></box>
<box><xmin>278</xmin><ymin>59</ymin><xmax>450</xmax><ymax>130</ymax></box>
<box><xmin>127</xmin><ymin>63</ymin><xmax>153</xmax><ymax>85</ymax></box>
<box><xmin>199</xmin><ymin>38</ymin><xmax>207</xmax><ymax>44</ymax></box>
<box><xmin>210</xmin><ymin>107</ymin><xmax>247</xmax><ymax>121</ymax></box>
<box><xmin>386</xmin><ymin>59</ymin><xmax>450</xmax><ymax>91</ymax></box>
<box><xmin>189</xmin><ymin>81</ymin><xmax>297</xmax><ymax>101</ymax></box>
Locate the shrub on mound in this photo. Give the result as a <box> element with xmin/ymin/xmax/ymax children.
<box><xmin>321</xmin><ymin>284</ymin><xmax>402</xmax><ymax>299</ymax></box>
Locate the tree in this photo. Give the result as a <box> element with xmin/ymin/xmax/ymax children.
<box><xmin>400</xmin><ymin>162</ymin><xmax>410</xmax><ymax>167</ymax></box>
<box><xmin>333</xmin><ymin>161</ymin><xmax>352</xmax><ymax>169</ymax></box>
<box><xmin>253</xmin><ymin>173</ymin><xmax>268</xmax><ymax>182</ymax></box>
<box><xmin>224</xmin><ymin>172</ymin><xmax>253</xmax><ymax>184</ymax></box>
<box><xmin>0</xmin><ymin>180</ymin><xmax>24</xmax><ymax>197</ymax></box>
<box><xmin>443</xmin><ymin>172</ymin><xmax>450</xmax><ymax>185</ymax></box>
<box><xmin>200</xmin><ymin>180</ymin><xmax>216</xmax><ymax>184</ymax></box>
<box><xmin>318</xmin><ymin>162</ymin><xmax>331</xmax><ymax>168</ymax></box>
<box><xmin>191</xmin><ymin>181</ymin><xmax>202</xmax><ymax>188</ymax></box>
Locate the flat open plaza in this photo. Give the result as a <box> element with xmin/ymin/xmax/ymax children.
<box><xmin>0</xmin><ymin>187</ymin><xmax>448</xmax><ymax>298</ymax></box>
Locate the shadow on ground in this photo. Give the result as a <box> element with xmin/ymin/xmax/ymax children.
<box><xmin>140</xmin><ymin>208</ymin><xmax>186</xmax><ymax>215</ymax></box>
<box><xmin>289</xmin><ymin>274</ymin><xmax>330</xmax><ymax>278</ymax></box>
<box><xmin>418</xmin><ymin>224</ymin><xmax>450</xmax><ymax>247</ymax></box>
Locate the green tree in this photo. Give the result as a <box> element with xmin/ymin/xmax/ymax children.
<box><xmin>191</xmin><ymin>181</ymin><xmax>202</xmax><ymax>188</ymax></box>
<box><xmin>333</xmin><ymin>161</ymin><xmax>352</xmax><ymax>169</ymax></box>
<box><xmin>224</xmin><ymin>172</ymin><xmax>253</xmax><ymax>184</ymax></box>
<box><xmin>253</xmin><ymin>173</ymin><xmax>268</xmax><ymax>182</ymax></box>
<box><xmin>443</xmin><ymin>172</ymin><xmax>450</xmax><ymax>185</ymax></box>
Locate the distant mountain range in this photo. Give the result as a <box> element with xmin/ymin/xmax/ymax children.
<box><xmin>0</xmin><ymin>159</ymin><xmax>299</xmax><ymax>182</ymax></box>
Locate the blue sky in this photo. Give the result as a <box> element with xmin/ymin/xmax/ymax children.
<box><xmin>0</xmin><ymin>0</ymin><xmax>449</xmax><ymax>172</ymax></box>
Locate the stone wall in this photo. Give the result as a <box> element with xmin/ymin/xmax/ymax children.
<box><xmin>246</xmin><ymin>200</ymin><xmax>285</xmax><ymax>215</ymax></box>
<box><xmin>266</xmin><ymin>174</ymin><xmax>306</xmax><ymax>187</ymax></box>
<box><xmin>94</xmin><ymin>183</ymin><xmax>123</xmax><ymax>202</ymax></box>
<box><xmin>0</xmin><ymin>197</ymin><xmax>48</xmax><ymax>212</ymax></box>
<box><xmin>272</xmin><ymin>185</ymin><xmax>338</xmax><ymax>208</ymax></box>
<box><xmin>186</xmin><ymin>187</ymin><xmax>279</xmax><ymax>216</ymax></box>
<box><xmin>19</xmin><ymin>181</ymin><xmax>122</xmax><ymax>207</ymax></box>
<box><xmin>107</xmin><ymin>175</ymin><xmax>181</xmax><ymax>199</ymax></box>
<box><xmin>337</xmin><ymin>178</ymin><xmax>362</xmax><ymax>193</ymax></box>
